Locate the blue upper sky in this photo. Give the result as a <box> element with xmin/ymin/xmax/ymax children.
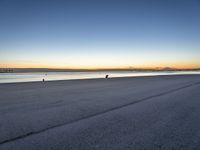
<box><xmin>0</xmin><ymin>0</ymin><xmax>200</xmax><ymax>69</ymax></box>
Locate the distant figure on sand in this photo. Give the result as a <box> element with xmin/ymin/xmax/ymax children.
<box><xmin>105</xmin><ymin>75</ymin><xmax>109</xmax><ymax>78</ymax></box>
<box><xmin>43</xmin><ymin>79</ymin><xmax>45</xmax><ymax>82</ymax></box>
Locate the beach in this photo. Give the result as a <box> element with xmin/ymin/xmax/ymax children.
<box><xmin>0</xmin><ymin>74</ymin><xmax>200</xmax><ymax>150</ymax></box>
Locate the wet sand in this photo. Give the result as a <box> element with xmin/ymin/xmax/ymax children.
<box><xmin>0</xmin><ymin>75</ymin><xmax>200</xmax><ymax>150</ymax></box>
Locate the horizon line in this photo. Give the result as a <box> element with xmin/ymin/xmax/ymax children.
<box><xmin>1</xmin><ymin>67</ymin><xmax>200</xmax><ymax>71</ymax></box>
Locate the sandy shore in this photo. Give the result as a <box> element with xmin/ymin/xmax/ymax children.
<box><xmin>0</xmin><ymin>75</ymin><xmax>200</xmax><ymax>150</ymax></box>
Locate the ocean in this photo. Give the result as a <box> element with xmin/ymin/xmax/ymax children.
<box><xmin>0</xmin><ymin>71</ymin><xmax>199</xmax><ymax>83</ymax></box>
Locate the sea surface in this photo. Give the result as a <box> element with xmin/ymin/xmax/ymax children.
<box><xmin>0</xmin><ymin>71</ymin><xmax>200</xmax><ymax>83</ymax></box>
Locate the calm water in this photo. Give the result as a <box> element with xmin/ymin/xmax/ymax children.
<box><xmin>0</xmin><ymin>71</ymin><xmax>200</xmax><ymax>83</ymax></box>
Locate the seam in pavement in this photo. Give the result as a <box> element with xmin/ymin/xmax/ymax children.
<box><xmin>1</xmin><ymin>81</ymin><xmax>200</xmax><ymax>145</ymax></box>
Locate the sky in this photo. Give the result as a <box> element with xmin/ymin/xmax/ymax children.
<box><xmin>0</xmin><ymin>0</ymin><xmax>200</xmax><ymax>69</ymax></box>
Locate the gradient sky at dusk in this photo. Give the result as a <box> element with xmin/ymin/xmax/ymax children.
<box><xmin>0</xmin><ymin>0</ymin><xmax>200</xmax><ymax>69</ymax></box>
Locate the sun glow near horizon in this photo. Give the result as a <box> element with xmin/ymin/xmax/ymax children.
<box><xmin>1</xmin><ymin>56</ymin><xmax>200</xmax><ymax>69</ymax></box>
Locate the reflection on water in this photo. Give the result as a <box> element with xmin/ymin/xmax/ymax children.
<box><xmin>0</xmin><ymin>71</ymin><xmax>199</xmax><ymax>83</ymax></box>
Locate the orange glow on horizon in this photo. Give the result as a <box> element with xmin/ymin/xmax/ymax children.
<box><xmin>1</xmin><ymin>62</ymin><xmax>200</xmax><ymax>70</ymax></box>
